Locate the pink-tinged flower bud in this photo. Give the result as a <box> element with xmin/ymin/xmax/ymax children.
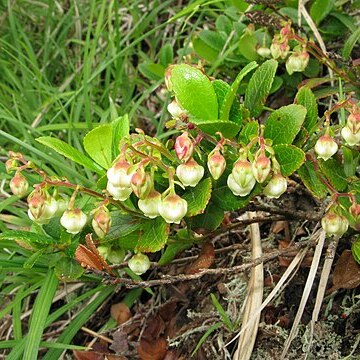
<box><xmin>350</xmin><ymin>203</ymin><xmax>360</xmax><ymax>219</ymax></box>
<box><xmin>257</xmin><ymin>47</ymin><xmax>271</xmax><ymax>58</ymax></box>
<box><xmin>5</xmin><ymin>159</ymin><xmax>18</xmax><ymax>173</ymax></box>
<box><xmin>285</xmin><ymin>50</ymin><xmax>309</xmax><ymax>75</ymax></box>
<box><xmin>232</xmin><ymin>159</ymin><xmax>255</xmax><ymax>188</ymax></box>
<box><xmin>174</xmin><ymin>132</ymin><xmax>194</xmax><ymax>162</ymax></box>
<box><xmin>176</xmin><ymin>158</ymin><xmax>204</xmax><ymax>187</ymax></box>
<box><xmin>28</xmin><ymin>197</ymin><xmax>58</xmax><ymax>224</ymax></box>
<box><xmin>9</xmin><ymin>172</ymin><xmax>29</xmax><ymax>197</ymax></box>
<box><xmin>107</xmin><ymin>158</ymin><xmax>133</xmax><ymax>188</ymax></box>
<box><xmin>167</xmin><ymin>100</ymin><xmax>186</xmax><ymax>120</ymax></box>
<box><xmin>27</xmin><ymin>190</ymin><xmax>58</xmax><ymax>224</ymax></box>
<box><xmin>138</xmin><ymin>190</ymin><xmax>161</xmax><ymax>218</ymax></box>
<box><xmin>208</xmin><ymin>149</ymin><xmax>226</xmax><ymax>180</ymax></box>
<box><xmin>131</xmin><ymin>168</ymin><xmax>152</xmax><ymax>199</ymax></box>
<box><xmin>28</xmin><ymin>190</ymin><xmax>46</xmax><ymax>219</ymax></box>
<box><xmin>106</xmin><ymin>182</ymin><xmax>132</xmax><ymax>201</ymax></box>
<box><xmin>341</xmin><ymin>126</ymin><xmax>360</xmax><ymax>146</ymax></box>
<box><xmin>347</xmin><ymin>111</ymin><xmax>360</xmax><ymax>134</ymax></box>
<box><xmin>321</xmin><ymin>211</ymin><xmax>349</xmax><ymax>236</ymax></box>
<box><xmin>159</xmin><ymin>193</ymin><xmax>188</xmax><ymax>224</ymax></box>
<box><xmin>92</xmin><ymin>206</ymin><xmax>112</xmax><ymax>238</ymax></box>
<box><xmin>270</xmin><ymin>36</ymin><xmax>289</xmax><ymax>59</ymax></box>
<box><xmin>60</xmin><ymin>208</ymin><xmax>87</xmax><ymax>234</ymax></box>
<box><xmin>314</xmin><ymin>134</ymin><xmax>338</xmax><ymax>161</ymax></box>
<box><xmin>263</xmin><ymin>174</ymin><xmax>287</xmax><ymax>199</ymax></box>
<box><xmin>349</xmin><ymin>203</ymin><xmax>360</xmax><ymax>230</ymax></box>
<box><xmin>227</xmin><ymin>173</ymin><xmax>255</xmax><ymax>197</ymax></box>
<box><xmin>128</xmin><ymin>253</ymin><xmax>151</xmax><ymax>275</ymax></box>
<box><xmin>252</xmin><ymin>155</ymin><xmax>271</xmax><ymax>183</ymax></box>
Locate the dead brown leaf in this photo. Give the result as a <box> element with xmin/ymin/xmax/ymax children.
<box><xmin>185</xmin><ymin>242</ymin><xmax>215</xmax><ymax>275</ymax></box>
<box><xmin>331</xmin><ymin>250</ymin><xmax>360</xmax><ymax>291</ymax></box>
<box><xmin>111</xmin><ymin>303</ymin><xmax>132</xmax><ymax>325</ymax></box>
<box><xmin>138</xmin><ymin>337</ymin><xmax>167</xmax><ymax>360</ymax></box>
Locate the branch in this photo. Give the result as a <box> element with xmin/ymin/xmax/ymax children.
<box><xmin>102</xmin><ymin>238</ymin><xmax>317</xmax><ymax>288</ymax></box>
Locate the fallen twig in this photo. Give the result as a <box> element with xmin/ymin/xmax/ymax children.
<box><xmin>102</xmin><ymin>238</ymin><xmax>318</xmax><ymax>288</ymax></box>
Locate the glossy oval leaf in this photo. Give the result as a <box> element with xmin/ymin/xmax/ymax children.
<box><xmin>212</xmin><ymin>182</ymin><xmax>261</xmax><ymax>211</ymax></box>
<box><xmin>244</xmin><ymin>59</ymin><xmax>278</xmax><ymax>117</ymax></box>
<box><xmin>54</xmin><ymin>257</ymin><xmax>84</xmax><ymax>281</ymax></box>
<box><xmin>169</xmin><ymin>64</ymin><xmax>218</xmax><ymax>120</ymax></box>
<box><xmin>295</xmin><ymin>87</ymin><xmax>318</xmax><ymax>134</ymax></box>
<box><xmin>36</xmin><ymin>137</ymin><xmax>103</xmax><ymax>174</ymax></box>
<box><xmin>273</xmin><ymin>144</ymin><xmax>305</xmax><ymax>176</ymax></box>
<box><xmin>83</xmin><ymin>124</ymin><xmax>113</xmax><ymax>169</ymax></box>
<box><xmin>183</xmin><ymin>177</ymin><xmax>212</xmax><ymax>217</ymax></box>
<box><xmin>191</xmin><ymin>119</ymin><xmax>241</xmax><ymax>138</ymax></box>
<box><xmin>297</xmin><ymin>160</ymin><xmax>328</xmax><ymax>199</ymax></box>
<box><xmin>264</xmin><ymin>104</ymin><xmax>306</xmax><ymax>145</ymax></box>
<box><xmin>135</xmin><ymin>217</ymin><xmax>169</xmax><ymax>253</ymax></box>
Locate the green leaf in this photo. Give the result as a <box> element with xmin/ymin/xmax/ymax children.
<box><xmin>342</xmin><ymin>28</ymin><xmax>360</xmax><ymax>59</ymax></box>
<box><xmin>220</xmin><ymin>61</ymin><xmax>258</xmax><ymax>121</ymax></box>
<box><xmin>192</xmin><ymin>36</ymin><xmax>220</xmax><ymax>63</ymax></box>
<box><xmin>310</xmin><ymin>0</ymin><xmax>335</xmax><ymax>25</ymax></box>
<box><xmin>36</xmin><ymin>136</ymin><xmax>103</xmax><ymax>174</ymax></box>
<box><xmin>159</xmin><ymin>43</ymin><xmax>174</xmax><ymax>67</ymax></box>
<box><xmin>238</xmin><ymin>32</ymin><xmax>258</xmax><ymax>61</ymax></box>
<box><xmin>0</xmin><ymin>231</ymin><xmax>56</xmax><ymax>244</ymax></box>
<box><xmin>138</xmin><ymin>62</ymin><xmax>165</xmax><ymax>80</ymax></box>
<box><xmin>216</xmin><ymin>15</ymin><xmax>232</xmax><ymax>35</ymax></box>
<box><xmin>212</xmin><ymin>183</ymin><xmax>261</xmax><ymax>211</ymax></box>
<box><xmin>238</xmin><ymin>120</ymin><xmax>259</xmax><ymax>145</ymax></box>
<box><xmin>213</xmin><ymin>80</ymin><xmax>242</xmax><ymax>124</ymax></box>
<box><xmin>183</xmin><ymin>178</ymin><xmax>212</xmax><ymax>217</ymax></box>
<box><xmin>106</xmin><ymin>212</ymin><xmax>142</xmax><ymax>241</ymax></box>
<box><xmin>295</xmin><ymin>87</ymin><xmax>318</xmax><ymax>134</ymax></box>
<box><xmin>135</xmin><ymin>217</ymin><xmax>169</xmax><ymax>253</ymax></box>
<box><xmin>23</xmin><ymin>249</ymin><xmax>46</xmax><ymax>269</ymax></box>
<box><xmin>158</xmin><ymin>237</ymin><xmax>194</xmax><ymax>266</ymax></box>
<box><xmin>342</xmin><ymin>146</ymin><xmax>359</xmax><ymax>177</ymax></box>
<box><xmin>169</xmin><ymin>64</ymin><xmax>218</xmax><ymax>120</ymax></box>
<box><xmin>264</xmin><ymin>105</ymin><xmax>306</xmax><ymax>145</ymax></box>
<box><xmin>273</xmin><ymin>144</ymin><xmax>305</xmax><ymax>176</ymax></box>
<box><xmin>244</xmin><ymin>59</ymin><xmax>278</xmax><ymax>117</ymax></box>
<box><xmin>190</xmin><ymin>202</ymin><xmax>224</xmax><ymax>231</ymax></box>
<box><xmin>319</xmin><ymin>158</ymin><xmax>348</xmax><ymax>192</ymax></box>
<box><xmin>83</xmin><ymin>124</ymin><xmax>113</xmax><ymax>169</ymax></box>
<box><xmin>297</xmin><ymin>160</ymin><xmax>328</xmax><ymax>199</ymax></box>
<box><xmin>112</xmin><ymin>114</ymin><xmax>130</xmax><ymax>158</ymax></box>
<box><xmin>54</xmin><ymin>257</ymin><xmax>84</xmax><ymax>281</ymax></box>
<box><xmin>23</xmin><ymin>269</ymin><xmax>59</xmax><ymax>360</ymax></box>
<box><xmin>191</xmin><ymin>119</ymin><xmax>241</xmax><ymax>138</ymax></box>
<box><xmin>351</xmin><ymin>237</ymin><xmax>360</xmax><ymax>264</ymax></box>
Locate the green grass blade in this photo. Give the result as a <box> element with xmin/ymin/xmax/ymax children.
<box><xmin>23</xmin><ymin>269</ymin><xmax>59</xmax><ymax>360</ymax></box>
<box><xmin>42</xmin><ymin>285</ymin><xmax>115</xmax><ymax>360</ymax></box>
<box><xmin>190</xmin><ymin>322</ymin><xmax>222</xmax><ymax>357</ymax></box>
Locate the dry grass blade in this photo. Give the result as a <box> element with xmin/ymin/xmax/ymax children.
<box><xmin>306</xmin><ymin>235</ymin><xmax>340</xmax><ymax>356</ymax></box>
<box><xmin>233</xmin><ymin>212</ymin><xmax>263</xmax><ymax>360</ymax></box>
<box><xmin>226</xmin><ymin>244</ymin><xmax>308</xmax><ymax>349</ymax></box>
<box><xmin>280</xmin><ymin>229</ymin><xmax>326</xmax><ymax>359</ymax></box>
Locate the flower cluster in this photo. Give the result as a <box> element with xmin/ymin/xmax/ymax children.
<box><xmin>341</xmin><ymin>106</ymin><xmax>360</xmax><ymax>146</ymax></box>
<box><xmin>227</xmin><ymin>147</ymin><xmax>287</xmax><ymax>199</ymax></box>
<box><xmin>257</xmin><ymin>23</ymin><xmax>309</xmax><ymax>76</ymax></box>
